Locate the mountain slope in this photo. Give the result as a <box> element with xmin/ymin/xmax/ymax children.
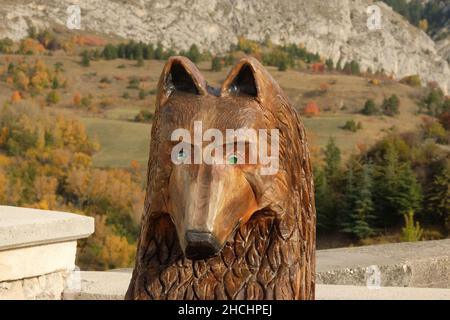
<box><xmin>0</xmin><ymin>0</ymin><xmax>449</xmax><ymax>93</ymax></box>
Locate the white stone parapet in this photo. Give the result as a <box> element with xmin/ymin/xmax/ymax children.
<box><xmin>0</xmin><ymin>206</ymin><xmax>94</xmax><ymax>299</ymax></box>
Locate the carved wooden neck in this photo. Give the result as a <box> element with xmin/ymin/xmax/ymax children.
<box><xmin>127</xmin><ymin>204</ymin><xmax>314</xmax><ymax>300</ymax></box>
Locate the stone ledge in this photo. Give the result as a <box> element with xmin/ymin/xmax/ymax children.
<box><xmin>316</xmin><ymin>239</ymin><xmax>450</xmax><ymax>288</ymax></box>
<box><xmin>0</xmin><ymin>205</ymin><xmax>94</xmax><ymax>251</ymax></box>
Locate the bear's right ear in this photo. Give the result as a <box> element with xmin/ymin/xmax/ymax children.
<box><xmin>156</xmin><ymin>56</ymin><xmax>208</xmax><ymax>106</ymax></box>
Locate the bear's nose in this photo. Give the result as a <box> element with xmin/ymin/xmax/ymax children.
<box><xmin>184</xmin><ymin>231</ymin><xmax>221</xmax><ymax>260</ymax></box>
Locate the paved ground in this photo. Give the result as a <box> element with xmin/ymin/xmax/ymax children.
<box><xmin>316</xmin><ymin>284</ymin><xmax>450</xmax><ymax>300</ymax></box>
<box><xmin>64</xmin><ymin>240</ymin><xmax>450</xmax><ymax>300</ymax></box>
<box><xmin>63</xmin><ymin>271</ymin><xmax>450</xmax><ymax>300</ymax></box>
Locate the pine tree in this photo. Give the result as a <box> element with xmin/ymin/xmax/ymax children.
<box><xmin>324</xmin><ymin>137</ymin><xmax>341</xmax><ymax>185</ymax></box>
<box><xmin>81</xmin><ymin>50</ymin><xmax>90</xmax><ymax>67</ymax></box>
<box><xmin>211</xmin><ymin>56</ymin><xmax>222</xmax><ymax>71</ymax></box>
<box><xmin>102</xmin><ymin>44</ymin><xmax>118</xmax><ymax>60</ymax></box>
<box><xmin>143</xmin><ymin>44</ymin><xmax>154</xmax><ymax>60</ymax></box>
<box><xmin>314</xmin><ymin>167</ymin><xmax>335</xmax><ymax>231</ymax></box>
<box><xmin>52</xmin><ymin>76</ymin><xmax>59</xmax><ymax>89</ymax></box>
<box><xmin>186</xmin><ymin>44</ymin><xmax>201</xmax><ymax>63</ymax></box>
<box><xmin>154</xmin><ymin>42</ymin><xmax>164</xmax><ymax>60</ymax></box>
<box><xmin>325</xmin><ymin>58</ymin><xmax>334</xmax><ymax>71</ymax></box>
<box><xmin>316</xmin><ymin>137</ymin><xmax>343</xmax><ymax>231</ymax></box>
<box><xmin>336</xmin><ymin>59</ymin><xmax>342</xmax><ymax>72</ymax></box>
<box><xmin>373</xmin><ymin>142</ymin><xmax>422</xmax><ymax>226</ymax></box>
<box><xmin>341</xmin><ymin>162</ymin><xmax>376</xmax><ymax>239</ymax></box>
<box><xmin>426</xmin><ymin>166</ymin><xmax>450</xmax><ymax>231</ymax></box>
<box><xmin>361</xmin><ymin>99</ymin><xmax>379</xmax><ymax>115</ymax></box>
<box><xmin>135</xmin><ymin>43</ymin><xmax>144</xmax><ymax>65</ymax></box>
<box><xmin>117</xmin><ymin>44</ymin><xmax>126</xmax><ymax>59</ymax></box>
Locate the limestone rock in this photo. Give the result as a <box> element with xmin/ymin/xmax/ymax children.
<box><xmin>0</xmin><ymin>0</ymin><xmax>448</xmax><ymax>93</ymax></box>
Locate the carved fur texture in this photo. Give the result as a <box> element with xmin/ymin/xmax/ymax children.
<box><xmin>126</xmin><ymin>56</ymin><xmax>316</xmax><ymax>300</ymax></box>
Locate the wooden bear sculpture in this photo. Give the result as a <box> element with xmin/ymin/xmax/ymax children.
<box><xmin>126</xmin><ymin>56</ymin><xmax>316</xmax><ymax>300</ymax></box>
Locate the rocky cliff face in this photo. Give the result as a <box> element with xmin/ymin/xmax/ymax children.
<box><xmin>0</xmin><ymin>0</ymin><xmax>449</xmax><ymax>93</ymax></box>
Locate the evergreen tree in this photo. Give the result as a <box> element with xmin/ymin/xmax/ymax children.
<box><xmin>426</xmin><ymin>166</ymin><xmax>450</xmax><ymax>231</ymax></box>
<box><xmin>125</xmin><ymin>40</ymin><xmax>136</xmax><ymax>59</ymax></box>
<box><xmin>102</xmin><ymin>44</ymin><xmax>118</xmax><ymax>60</ymax></box>
<box><xmin>325</xmin><ymin>58</ymin><xmax>334</xmax><ymax>71</ymax></box>
<box><xmin>211</xmin><ymin>56</ymin><xmax>222</xmax><ymax>71</ymax></box>
<box><xmin>143</xmin><ymin>44</ymin><xmax>154</xmax><ymax>60</ymax></box>
<box><xmin>52</xmin><ymin>76</ymin><xmax>59</xmax><ymax>89</ymax></box>
<box><xmin>373</xmin><ymin>142</ymin><xmax>422</xmax><ymax>226</ymax></box>
<box><xmin>382</xmin><ymin>94</ymin><xmax>400</xmax><ymax>116</ymax></box>
<box><xmin>135</xmin><ymin>44</ymin><xmax>144</xmax><ymax>66</ymax></box>
<box><xmin>350</xmin><ymin>60</ymin><xmax>360</xmax><ymax>75</ymax></box>
<box><xmin>81</xmin><ymin>50</ymin><xmax>90</xmax><ymax>67</ymax></box>
<box><xmin>324</xmin><ymin>137</ymin><xmax>341</xmax><ymax>185</ymax></box>
<box><xmin>316</xmin><ymin>137</ymin><xmax>343</xmax><ymax>231</ymax></box>
<box><xmin>361</xmin><ymin>99</ymin><xmax>379</xmax><ymax>115</ymax></box>
<box><xmin>336</xmin><ymin>59</ymin><xmax>343</xmax><ymax>72</ymax></box>
<box><xmin>154</xmin><ymin>42</ymin><xmax>164</xmax><ymax>60</ymax></box>
<box><xmin>314</xmin><ymin>166</ymin><xmax>335</xmax><ymax>231</ymax></box>
<box><xmin>117</xmin><ymin>44</ymin><xmax>126</xmax><ymax>59</ymax></box>
<box><xmin>341</xmin><ymin>162</ymin><xmax>376</xmax><ymax>239</ymax></box>
<box><xmin>277</xmin><ymin>59</ymin><xmax>288</xmax><ymax>71</ymax></box>
<box><xmin>186</xmin><ymin>44</ymin><xmax>201</xmax><ymax>63</ymax></box>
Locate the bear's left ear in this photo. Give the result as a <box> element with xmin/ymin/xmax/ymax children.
<box><xmin>220</xmin><ymin>57</ymin><xmax>275</xmax><ymax>103</ymax></box>
<box><xmin>156</xmin><ymin>56</ymin><xmax>208</xmax><ymax>107</ymax></box>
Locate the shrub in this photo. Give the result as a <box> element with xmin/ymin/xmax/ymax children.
<box><xmin>81</xmin><ymin>96</ymin><xmax>92</xmax><ymax>108</ymax></box>
<box><xmin>102</xmin><ymin>44</ymin><xmax>118</xmax><ymax>60</ymax></box>
<box><xmin>73</xmin><ymin>92</ymin><xmax>81</xmax><ymax>106</ymax></box>
<box><xmin>0</xmin><ymin>38</ymin><xmax>13</xmax><ymax>53</ymax></box>
<box><xmin>211</xmin><ymin>56</ymin><xmax>222</xmax><ymax>71</ymax></box>
<box><xmin>134</xmin><ymin>110</ymin><xmax>153</xmax><ymax>123</ymax></box>
<box><xmin>127</xmin><ymin>77</ymin><xmax>140</xmax><ymax>90</ymax></box>
<box><xmin>185</xmin><ymin>44</ymin><xmax>201</xmax><ymax>63</ymax></box>
<box><xmin>311</xmin><ymin>63</ymin><xmax>325</xmax><ymax>73</ymax></box>
<box><xmin>361</xmin><ymin>99</ymin><xmax>379</xmax><ymax>115</ymax></box>
<box><xmin>401</xmin><ymin>209</ymin><xmax>423</xmax><ymax>242</ymax></box>
<box><xmin>343</xmin><ymin>60</ymin><xmax>360</xmax><ymax>75</ymax></box>
<box><xmin>100</xmin><ymin>76</ymin><xmax>112</xmax><ymax>84</ymax></box>
<box><xmin>342</xmin><ymin>120</ymin><xmax>362</xmax><ymax>132</ymax></box>
<box><xmin>46</xmin><ymin>90</ymin><xmax>60</xmax><ymax>105</ymax></box>
<box><xmin>81</xmin><ymin>50</ymin><xmax>90</xmax><ymax>67</ymax></box>
<box><xmin>277</xmin><ymin>59</ymin><xmax>288</xmax><ymax>71</ymax></box>
<box><xmin>400</xmin><ymin>74</ymin><xmax>421</xmax><ymax>87</ymax></box>
<box><xmin>382</xmin><ymin>94</ymin><xmax>400</xmax><ymax>116</ymax></box>
<box><xmin>10</xmin><ymin>91</ymin><xmax>22</xmax><ymax>103</ymax></box>
<box><xmin>138</xmin><ymin>89</ymin><xmax>146</xmax><ymax>100</ymax></box>
<box><xmin>325</xmin><ymin>58</ymin><xmax>334</xmax><ymax>71</ymax></box>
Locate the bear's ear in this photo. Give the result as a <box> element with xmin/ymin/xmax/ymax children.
<box><xmin>221</xmin><ymin>57</ymin><xmax>274</xmax><ymax>103</ymax></box>
<box><xmin>157</xmin><ymin>56</ymin><xmax>208</xmax><ymax>106</ymax></box>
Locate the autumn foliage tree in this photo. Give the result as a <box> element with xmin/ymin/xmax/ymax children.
<box><xmin>10</xmin><ymin>91</ymin><xmax>21</xmax><ymax>103</ymax></box>
<box><xmin>303</xmin><ymin>101</ymin><xmax>320</xmax><ymax>117</ymax></box>
<box><xmin>0</xmin><ymin>103</ymin><xmax>143</xmax><ymax>270</ymax></box>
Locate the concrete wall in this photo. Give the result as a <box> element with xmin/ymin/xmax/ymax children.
<box><xmin>0</xmin><ymin>206</ymin><xmax>94</xmax><ymax>300</ymax></box>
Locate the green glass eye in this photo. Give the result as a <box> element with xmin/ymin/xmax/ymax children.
<box><xmin>228</xmin><ymin>154</ymin><xmax>238</xmax><ymax>165</ymax></box>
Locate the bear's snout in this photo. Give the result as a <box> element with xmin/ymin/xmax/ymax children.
<box><xmin>184</xmin><ymin>230</ymin><xmax>221</xmax><ymax>260</ymax></box>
